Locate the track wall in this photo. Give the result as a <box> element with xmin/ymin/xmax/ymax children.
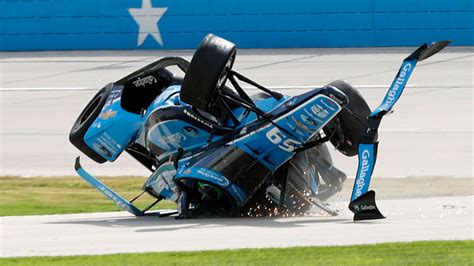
<box><xmin>1</xmin><ymin>0</ymin><xmax>472</xmax><ymax>50</ymax></box>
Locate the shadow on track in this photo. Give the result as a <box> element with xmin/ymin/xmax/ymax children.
<box><xmin>47</xmin><ymin>214</ymin><xmax>351</xmax><ymax>233</ymax></box>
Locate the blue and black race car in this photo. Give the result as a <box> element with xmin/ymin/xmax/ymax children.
<box><xmin>70</xmin><ymin>34</ymin><xmax>449</xmax><ymax>220</ymax></box>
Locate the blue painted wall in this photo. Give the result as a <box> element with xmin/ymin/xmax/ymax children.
<box><xmin>1</xmin><ymin>0</ymin><xmax>472</xmax><ymax>51</ymax></box>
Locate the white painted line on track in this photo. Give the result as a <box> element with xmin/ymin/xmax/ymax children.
<box><xmin>0</xmin><ymin>87</ymin><xmax>91</xmax><ymax>91</ymax></box>
<box><xmin>0</xmin><ymin>84</ymin><xmax>416</xmax><ymax>92</ymax></box>
<box><xmin>379</xmin><ymin>128</ymin><xmax>419</xmax><ymax>133</ymax></box>
<box><xmin>0</xmin><ymin>130</ymin><xmax>41</xmax><ymax>135</ymax></box>
<box><xmin>243</xmin><ymin>84</ymin><xmax>416</xmax><ymax>90</ymax></box>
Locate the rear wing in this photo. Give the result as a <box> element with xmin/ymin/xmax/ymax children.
<box><xmin>348</xmin><ymin>41</ymin><xmax>450</xmax><ymax>221</ymax></box>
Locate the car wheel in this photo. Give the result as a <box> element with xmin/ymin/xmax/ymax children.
<box><xmin>325</xmin><ymin>80</ymin><xmax>371</xmax><ymax>157</ymax></box>
<box><xmin>180</xmin><ymin>34</ymin><xmax>236</xmax><ymax>112</ymax></box>
<box><xmin>69</xmin><ymin>84</ymin><xmax>112</xmax><ymax>163</ymax></box>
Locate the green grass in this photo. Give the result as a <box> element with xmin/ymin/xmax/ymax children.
<box><xmin>1</xmin><ymin>176</ymin><xmax>471</xmax><ymax>216</ymax></box>
<box><xmin>1</xmin><ymin>241</ymin><xmax>472</xmax><ymax>265</ymax></box>
<box><xmin>0</xmin><ymin>176</ymin><xmax>175</xmax><ymax>216</ymax></box>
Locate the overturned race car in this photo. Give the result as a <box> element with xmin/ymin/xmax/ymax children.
<box><xmin>70</xmin><ymin>34</ymin><xmax>449</xmax><ymax>220</ymax></box>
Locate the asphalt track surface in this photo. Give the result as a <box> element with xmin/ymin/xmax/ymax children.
<box><xmin>1</xmin><ymin>196</ymin><xmax>472</xmax><ymax>257</ymax></box>
<box><xmin>0</xmin><ymin>48</ymin><xmax>473</xmax><ymax>257</ymax></box>
<box><xmin>1</xmin><ymin>47</ymin><xmax>472</xmax><ymax>177</ymax></box>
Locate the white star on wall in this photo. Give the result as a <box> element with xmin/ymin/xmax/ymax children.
<box><xmin>128</xmin><ymin>0</ymin><xmax>168</xmax><ymax>47</ymax></box>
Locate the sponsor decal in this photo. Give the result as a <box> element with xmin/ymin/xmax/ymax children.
<box><xmin>157</xmin><ymin>133</ymin><xmax>186</xmax><ymax>145</ymax></box>
<box><xmin>94</xmin><ymin>132</ymin><xmax>120</xmax><ymax>157</ymax></box>
<box><xmin>196</xmin><ymin>168</ymin><xmax>230</xmax><ymax>187</ymax></box>
<box><xmin>360</xmin><ymin>204</ymin><xmax>376</xmax><ymax>211</ymax></box>
<box><xmin>382</xmin><ymin>62</ymin><xmax>412</xmax><ymax>110</ymax></box>
<box><xmin>93</xmin><ymin>142</ymin><xmax>112</xmax><ymax>158</ymax></box>
<box><xmin>99</xmin><ymin>109</ymin><xmax>117</xmax><ymax>119</ymax></box>
<box><xmin>304</xmin><ymin>109</ymin><xmax>323</xmax><ymax>123</ymax></box>
<box><xmin>98</xmin><ymin>185</ymin><xmax>133</xmax><ymax>213</ymax></box>
<box><xmin>284</xmin><ymin>98</ymin><xmax>297</xmax><ymax>107</ymax></box>
<box><xmin>132</xmin><ymin>75</ymin><xmax>158</xmax><ymax>87</ymax></box>
<box><xmin>103</xmin><ymin>88</ymin><xmax>122</xmax><ymax>110</ymax></box>
<box><xmin>183</xmin><ymin>109</ymin><xmax>213</xmax><ymax>129</ymax></box>
<box><xmin>182</xmin><ymin>126</ymin><xmax>198</xmax><ymax>137</ymax></box>
<box><xmin>285</xmin><ymin>121</ymin><xmax>305</xmax><ymax>137</ymax></box>
<box><xmin>300</xmin><ymin>113</ymin><xmax>317</xmax><ymax>127</ymax></box>
<box><xmin>287</xmin><ymin>124</ymin><xmax>306</xmax><ymax>137</ymax></box>
<box><xmin>285</xmin><ymin>121</ymin><xmax>297</xmax><ymax>131</ymax></box>
<box><xmin>311</xmin><ymin>104</ymin><xmax>329</xmax><ymax>119</ymax></box>
<box><xmin>355</xmin><ymin>149</ymin><xmax>371</xmax><ymax>198</ymax></box>
<box><xmin>329</xmin><ymin>93</ymin><xmax>344</xmax><ymax>105</ymax></box>
<box><xmin>290</xmin><ymin>116</ymin><xmax>311</xmax><ymax>133</ymax></box>
<box><xmin>320</xmin><ymin>97</ymin><xmax>338</xmax><ymax>111</ymax></box>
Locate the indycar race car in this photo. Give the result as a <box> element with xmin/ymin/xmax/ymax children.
<box><xmin>70</xmin><ymin>34</ymin><xmax>449</xmax><ymax>220</ymax></box>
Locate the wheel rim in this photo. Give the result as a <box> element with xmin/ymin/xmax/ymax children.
<box><xmin>216</xmin><ymin>53</ymin><xmax>235</xmax><ymax>89</ymax></box>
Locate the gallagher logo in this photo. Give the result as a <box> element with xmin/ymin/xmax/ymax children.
<box><xmin>354</xmin><ymin>149</ymin><xmax>371</xmax><ymax>198</ymax></box>
<box><xmin>382</xmin><ymin>62</ymin><xmax>412</xmax><ymax>110</ymax></box>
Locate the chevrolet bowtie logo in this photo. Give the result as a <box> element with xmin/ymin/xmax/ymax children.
<box><xmin>100</xmin><ymin>110</ymin><xmax>117</xmax><ymax>119</ymax></box>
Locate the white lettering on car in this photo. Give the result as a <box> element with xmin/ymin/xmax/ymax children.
<box><xmin>184</xmin><ymin>109</ymin><xmax>213</xmax><ymax>129</ymax></box>
<box><xmin>266</xmin><ymin>127</ymin><xmax>301</xmax><ymax>152</ymax></box>
<box><xmin>197</xmin><ymin>169</ymin><xmax>229</xmax><ymax>187</ymax></box>
<box><xmin>311</xmin><ymin>104</ymin><xmax>329</xmax><ymax>118</ymax></box>
<box><xmin>355</xmin><ymin>149</ymin><xmax>371</xmax><ymax>198</ymax></box>
<box><xmin>382</xmin><ymin>63</ymin><xmax>412</xmax><ymax>109</ymax></box>
<box><xmin>132</xmin><ymin>75</ymin><xmax>157</xmax><ymax>87</ymax></box>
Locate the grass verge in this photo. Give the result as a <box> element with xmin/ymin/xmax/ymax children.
<box><xmin>0</xmin><ymin>176</ymin><xmax>471</xmax><ymax>216</ymax></box>
<box><xmin>0</xmin><ymin>176</ymin><xmax>175</xmax><ymax>216</ymax></box>
<box><xmin>1</xmin><ymin>241</ymin><xmax>472</xmax><ymax>265</ymax></box>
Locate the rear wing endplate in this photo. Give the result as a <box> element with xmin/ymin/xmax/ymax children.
<box><xmin>348</xmin><ymin>41</ymin><xmax>450</xmax><ymax>221</ymax></box>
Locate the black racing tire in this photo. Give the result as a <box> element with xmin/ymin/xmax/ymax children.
<box><xmin>325</xmin><ymin>80</ymin><xmax>371</xmax><ymax>157</ymax></box>
<box><xmin>69</xmin><ymin>84</ymin><xmax>112</xmax><ymax>163</ymax></box>
<box><xmin>180</xmin><ymin>34</ymin><xmax>236</xmax><ymax>111</ymax></box>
